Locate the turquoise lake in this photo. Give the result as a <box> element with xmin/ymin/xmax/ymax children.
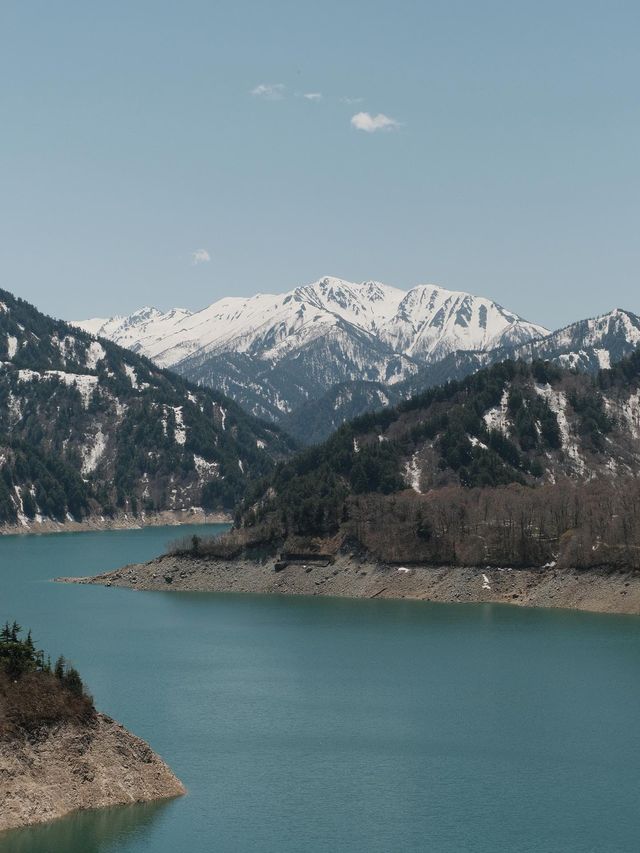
<box><xmin>0</xmin><ymin>525</ymin><xmax>639</xmax><ymax>852</ymax></box>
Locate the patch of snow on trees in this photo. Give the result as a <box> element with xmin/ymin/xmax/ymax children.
<box><xmin>483</xmin><ymin>388</ymin><xmax>510</xmax><ymax>434</ymax></box>
<box><xmin>535</xmin><ymin>384</ymin><xmax>585</xmax><ymax>474</ymax></box>
<box><xmin>172</xmin><ymin>407</ymin><xmax>186</xmax><ymax>445</ymax></box>
<box><xmin>81</xmin><ymin>429</ymin><xmax>107</xmax><ymax>475</ymax></box>
<box><xmin>405</xmin><ymin>452</ymin><xmax>422</xmax><ymax>493</ymax></box>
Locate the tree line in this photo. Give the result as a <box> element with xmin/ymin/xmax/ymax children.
<box><xmin>0</xmin><ymin>622</ymin><xmax>94</xmax><ymax>736</ymax></box>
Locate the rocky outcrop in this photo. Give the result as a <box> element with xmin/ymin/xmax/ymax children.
<box><xmin>0</xmin><ymin>713</ymin><xmax>185</xmax><ymax>832</ymax></box>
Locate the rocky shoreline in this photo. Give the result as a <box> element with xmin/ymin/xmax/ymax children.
<box><xmin>61</xmin><ymin>552</ymin><xmax>640</xmax><ymax>615</ymax></box>
<box><xmin>0</xmin><ymin>713</ymin><xmax>185</xmax><ymax>833</ymax></box>
<box><xmin>0</xmin><ymin>508</ymin><xmax>231</xmax><ymax>537</ymax></box>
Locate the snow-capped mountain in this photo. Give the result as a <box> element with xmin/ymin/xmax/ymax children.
<box><xmin>380</xmin><ymin>284</ymin><xmax>545</xmax><ymax>360</ymax></box>
<box><xmin>74</xmin><ymin>276</ymin><xmax>547</xmax><ymax>425</ymax></box>
<box><xmin>509</xmin><ymin>308</ymin><xmax>640</xmax><ymax>371</ymax></box>
<box><xmin>78</xmin><ymin>277</ymin><xmax>546</xmax><ymax>368</ymax></box>
<box><xmin>73</xmin><ymin>280</ymin><xmax>640</xmax><ymax>446</ymax></box>
<box><xmin>401</xmin><ymin>308</ymin><xmax>640</xmax><ymax>400</ymax></box>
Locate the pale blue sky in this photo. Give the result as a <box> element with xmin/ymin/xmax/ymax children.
<box><xmin>1</xmin><ymin>1</ymin><xmax>639</xmax><ymax>328</ymax></box>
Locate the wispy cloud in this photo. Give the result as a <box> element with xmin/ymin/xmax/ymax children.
<box><xmin>303</xmin><ymin>92</ymin><xmax>322</xmax><ymax>101</ymax></box>
<box><xmin>192</xmin><ymin>249</ymin><xmax>211</xmax><ymax>265</ymax></box>
<box><xmin>340</xmin><ymin>96</ymin><xmax>363</xmax><ymax>105</ymax></box>
<box><xmin>250</xmin><ymin>83</ymin><xmax>285</xmax><ymax>100</ymax></box>
<box><xmin>350</xmin><ymin>112</ymin><xmax>399</xmax><ymax>133</ymax></box>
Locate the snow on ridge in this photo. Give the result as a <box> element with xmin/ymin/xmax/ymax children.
<box><xmin>383</xmin><ymin>285</ymin><xmax>548</xmax><ymax>360</ymax></box>
<box><xmin>15</xmin><ymin>369</ymin><xmax>98</xmax><ymax>407</ymax></box>
<box><xmin>71</xmin><ymin>276</ymin><xmax>546</xmax><ymax>372</ymax></box>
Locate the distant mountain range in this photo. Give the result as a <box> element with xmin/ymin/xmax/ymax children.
<box><xmin>78</xmin><ymin>277</ymin><xmax>547</xmax><ymax>367</ymax></box>
<box><xmin>74</xmin><ymin>276</ymin><xmax>545</xmax><ymax>428</ymax></box>
<box><xmin>0</xmin><ymin>289</ymin><xmax>293</xmax><ymax>527</ymax></box>
<box><xmin>75</xmin><ymin>277</ymin><xmax>640</xmax><ymax>444</ymax></box>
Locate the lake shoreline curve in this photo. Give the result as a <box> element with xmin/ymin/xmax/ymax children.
<box><xmin>61</xmin><ymin>553</ymin><xmax>640</xmax><ymax>615</ymax></box>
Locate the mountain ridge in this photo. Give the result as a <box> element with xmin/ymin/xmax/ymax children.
<box><xmin>76</xmin><ymin>277</ymin><xmax>547</xmax><ymax>369</ymax></box>
<box><xmin>74</xmin><ymin>276</ymin><xmax>548</xmax><ymax>431</ymax></box>
<box><xmin>76</xmin><ymin>281</ymin><xmax>640</xmax><ymax>446</ymax></box>
<box><xmin>0</xmin><ymin>288</ymin><xmax>294</xmax><ymax>527</ymax></box>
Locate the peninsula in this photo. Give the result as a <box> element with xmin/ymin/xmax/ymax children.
<box><xmin>0</xmin><ymin>623</ymin><xmax>184</xmax><ymax>833</ymax></box>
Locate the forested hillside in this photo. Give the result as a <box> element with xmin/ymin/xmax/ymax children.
<box><xmin>204</xmin><ymin>351</ymin><xmax>640</xmax><ymax>569</ymax></box>
<box><xmin>0</xmin><ymin>289</ymin><xmax>295</xmax><ymax>526</ymax></box>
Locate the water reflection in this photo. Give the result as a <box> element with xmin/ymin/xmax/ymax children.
<box><xmin>0</xmin><ymin>799</ymin><xmax>174</xmax><ymax>853</ymax></box>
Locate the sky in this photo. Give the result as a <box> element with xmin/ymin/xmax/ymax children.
<box><xmin>1</xmin><ymin>0</ymin><xmax>639</xmax><ymax>330</ymax></box>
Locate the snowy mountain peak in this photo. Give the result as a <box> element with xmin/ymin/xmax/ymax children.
<box><xmin>289</xmin><ymin>276</ymin><xmax>404</xmax><ymax>334</ymax></box>
<box><xmin>381</xmin><ymin>284</ymin><xmax>547</xmax><ymax>360</ymax></box>
<box><xmin>131</xmin><ymin>305</ymin><xmax>162</xmax><ymax>320</ymax></box>
<box><xmin>75</xmin><ymin>276</ymin><xmax>546</xmax><ymax>373</ymax></box>
<box><xmin>72</xmin><ymin>275</ymin><xmax>548</xmax><ymax>420</ymax></box>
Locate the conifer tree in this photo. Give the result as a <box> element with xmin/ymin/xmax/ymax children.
<box><xmin>54</xmin><ymin>655</ymin><xmax>66</xmax><ymax>680</ymax></box>
<box><xmin>64</xmin><ymin>666</ymin><xmax>84</xmax><ymax>697</ymax></box>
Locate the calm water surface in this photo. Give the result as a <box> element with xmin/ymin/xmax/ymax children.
<box><xmin>0</xmin><ymin>525</ymin><xmax>639</xmax><ymax>853</ymax></box>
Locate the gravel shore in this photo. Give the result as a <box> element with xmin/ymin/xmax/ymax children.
<box><xmin>60</xmin><ymin>553</ymin><xmax>640</xmax><ymax>615</ymax></box>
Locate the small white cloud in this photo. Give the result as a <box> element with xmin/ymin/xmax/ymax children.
<box><xmin>303</xmin><ymin>92</ymin><xmax>322</xmax><ymax>101</ymax></box>
<box><xmin>340</xmin><ymin>96</ymin><xmax>363</xmax><ymax>105</ymax></box>
<box><xmin>192</xmin><ymin>249</ymin><xmax>211</xmax><ymax>265</ymax></box>
<box><xmin>350</xmin><ymin>112</ymin><xmax>399</xmax><ymax>133</ymax></box>
<box><xmin>250</xmin><ymin>83</ymin><xmax>285</xmax><ymax>100</ymax></box>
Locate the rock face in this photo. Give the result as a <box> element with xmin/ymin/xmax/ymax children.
<box><xmin>0</xmin><ymin>713</ymin><xmax>185</xmax><ymax>832</ymax></box>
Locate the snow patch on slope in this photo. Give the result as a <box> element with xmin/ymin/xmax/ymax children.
<box><xmin>483</xmin><ymin>389</ymin><xmax>510</xmax><ymax>435</ymax></box>
<box><xmin>82</xmin><ymin>429</ymin><xmax>106</xmax><ymax>474</ymax></box>
<box><xmin>15</xmin><ymin>369</ymin><xmax>98</xmax><ymax>408</ymax></box>
<box><xmin>405</xmin><ymin>452</ymin><xmax>422</xmax><ymax>493</ymax></box>
<box><xmin>535</xmin><ymin>383</ymin><xmax>585</xmax><ymax>474</ymax></box>
<box><xmin>194</xmin><ymin>455</ymin><xmax>219</xmax><ymax>479</ymax></box>
<box><xmin>172</xmin><ymin>406</ymin><xmax>186</xmax><ymax>445</ymax></box>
